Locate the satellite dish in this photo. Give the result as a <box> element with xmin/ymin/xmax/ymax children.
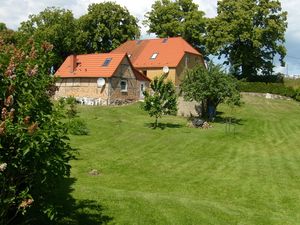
<box><xmin>97</xmin><ymin>78</ymin><xmax>106</xmax><ymax>88</ymax></box>
<box><xmin>163</xmin><ymin>66</ymin><xmax>169</xmax><ymax>74</ymax></box>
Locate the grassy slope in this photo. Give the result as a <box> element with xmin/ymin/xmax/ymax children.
<box><xmin>66</xmin><ymin>95</ymin><xmax>300</xmax><ymax>225</ymax></box>
<box><xmin>284</xmin><ymin>78</ymin><xmax>300</xmax><ymax>89</ymax></box>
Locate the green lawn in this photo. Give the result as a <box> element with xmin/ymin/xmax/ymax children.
<box><xmin>58</xmin><ymin>95</ymin><xmax>300</xmax><ymax>225</ymax></box>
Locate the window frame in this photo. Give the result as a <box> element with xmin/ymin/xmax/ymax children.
<box><xmin>120</xmin><ymin>80</ymin><xmax>128</xmax><ymax>92</ymax></box>
<box><xmin>102</xmin><ymin>58</ymin><xmax>112</xmax><ymax>67</ymax></box>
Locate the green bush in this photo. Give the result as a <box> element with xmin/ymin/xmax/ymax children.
<box><xmin>295</xmin><ymin>89</ymin><xmax>300</xmax><ymax>101</ymax></box>
<box><xmin>0</xmin><ymin>38</ymin><xmax>74</xmax><ymax>223</ymax></box>
<box><xmin>238</xmin><ymin>74</ymin><xmax>284</xmax><ymax>83</ymax></box>
<box><xmin>68</xmin><ymin>118</ymin><xmax>89</xmax><ymax>135</ymax></box>
<box><xmin>238</xmin><ymin>82</ymin><xmax>297</xmax><ymax>99</ymax></box>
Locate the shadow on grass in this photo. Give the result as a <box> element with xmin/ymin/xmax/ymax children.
<box><xmin>213</xmin><ymin>111</ymin><xmax>245</xmax><ymax>126</ymax></box>
<box><xmin>27</xmin><ymin>178</ymin><xmax>112</xmax><ymax>225</ymax></box>
<box><xmin>144</xmin><ymin>122</ymin><xmax>183</xmax><ymax>130</ymax></box>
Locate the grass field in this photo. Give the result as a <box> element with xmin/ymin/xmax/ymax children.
<box><xmin>284</xmin><ymin>77</ymin><xmax>300</xmax><ymax>89</ymax></box>
<box><xmin>57</xmin><ymin>95</ymin><xmax>300</xmax><ymax>225</ymax></box>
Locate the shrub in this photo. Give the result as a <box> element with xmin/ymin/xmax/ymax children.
<box><xmin>295</xmin><ymin>88</ymin><xmax>300</xmax><ymax>101</ymax></box>
<box><xmin>0</xmin><ymin>37</ymin><xmax>74</xmax><ymax>223</ymax></box>
<box><xmin>238</xmin><ymin>82</ymin><xmax>297</xmax><ymax>98</ymax></box>
<box><xmin>236</xmin><ymin>74</ymin><xmax>284</xmax><ymax>83</ymax></box>
<box><xmin>68</xmin><ymin>118</ymin><xmax>89</xmax><ymax>135</ymax></box>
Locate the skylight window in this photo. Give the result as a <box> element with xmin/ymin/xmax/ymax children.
<box><xmin>150</xmin><ymin>53</ymin><xmax>158</xmax><ymax>60</ymax></box>
<box><xmin>102</xmin><ymin>58</ymin><xmax>112</xmax><ymax>67</ymax></box>
<box><xmin>137</xmin><ymin>40</ymin><xmax>142</xmax><ymax>45</ymax></box>
<box><xmin>162</xmin><ymin>38</ymin><xmax>168</xmax><ymax>43</ymax></box>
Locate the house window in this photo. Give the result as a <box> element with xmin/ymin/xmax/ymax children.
<box><xmin>142</xmin><ymin>70</ymin><xmax>147</xmax><ymax>76</ymax></box>
<box><xmin>120</xmin><ymin>80</ymin><xmax>128</xmax><ymax>92</ymax></box>
<box><xmin>150</xmin><ymin>53</ymin><xmax>158</xmax><ymax>60</ymax></box>
<box><xmin>102</xmin><ymin>58</ymin><xmax>112</xmax><ymax>67</ymax></box>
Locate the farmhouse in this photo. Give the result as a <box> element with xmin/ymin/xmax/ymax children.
<box><xmin>111</xmin><ymin>37</ymin><xmax>205</xmax><ymax>86</ymax></box>
<box><xmin>55</xmin><ymin>53</ymin><xmax>150</xmax><ymax>105</ymax></box>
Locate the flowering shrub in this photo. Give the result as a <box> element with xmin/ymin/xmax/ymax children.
<box><xmin>0</xmin><ymin>36</ymin><xmax>73</xmax><ymax>224</ymax></box>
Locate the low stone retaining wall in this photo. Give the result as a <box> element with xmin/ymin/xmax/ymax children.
<box><xmin>241</xmin><ymin>92</ymin><xmax>292</xmax><ymax>100</ymax></box>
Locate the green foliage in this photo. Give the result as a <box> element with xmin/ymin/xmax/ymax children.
<box><xmin>143</xmin><ymin>75</ymin><xmax>177</xmax><ymax>128</ymax></box>
<box><xmin>18</xmin><ymin>7</ymin><xmax>77</xmax><ymax>68</ymax></box>
<box><xmin>238</xmin><ymin>82</ymin><xmax>297</xmax><ymax>98</ymax></box>
<box><xmin>68</xmin><ymin>118</ymin><xmax>89</xmax><ymax>136</ymax></box>
<box><xmin>0</xmin><ymin>23</ymin><xmax>17</xmax><ymax>45</ymax></box>
<box><xmin>144</xmin><ymin>0</ymin><xmax>206</xmax><ymax>53</ymax></box>
<box><xmin>295</xmin><ymin>89</ymin><xmax>300</xmax><ymax>101</ymax></box>
<box><xmin>0</xmin><ymin>22</ymin><xmax>7</xmax><ymax>31</ymax></box>
<box><xmin>58</xmin><ymin>97</ymin><xmax>89</xmax><ymax>135</ymax></box>
<box><xmin>239</xmin><ymin>74</ymin><xmax>284</xmax><ymax>83</ymax></box>
<box><xmin>181</xmin><ymin>63</ymin><xmax>241</xmax><ymax>120</ymax></box>
<box><xmin>77</xmin><ymin>2</ymin><xmax>140</xmax><ymax>53</ymax></box>
<box><xmin>0</xmin><ymin>33</ymin><xmax>73</xmax><ymax>223</ymax></box>
<box><xmin>206</xmin><ymin>0</ymin><xmax>287</xmax><ymax>77</ymax></box>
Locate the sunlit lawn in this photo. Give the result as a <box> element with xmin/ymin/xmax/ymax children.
<box><xmin>60</xmin><ymin>95</ymin><xmax>300</xmax><ymax>225</ymax></box>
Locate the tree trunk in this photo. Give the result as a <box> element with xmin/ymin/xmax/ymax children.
<box><xmin>154</xmin><ymin>116</ymin><xmax>158</xmax><ymax>128</ymax></box>
<box><xmin>207</xmin><ymin>99</ymin><xmax>216</xmax><ymax>121</ymax></box>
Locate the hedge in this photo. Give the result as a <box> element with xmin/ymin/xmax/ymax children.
<box><xmin>238</xmin><ymin>82</ymin><xmax>300</xmax><ymax>100</ymax></box>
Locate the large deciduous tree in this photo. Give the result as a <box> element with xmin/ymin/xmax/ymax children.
<box><xmin>206</xmin><ymin>0</ymin><xmax>287</xmax><ymax>77</ymax></box>
<box><xmin>144</xmin><ymin>0</ymin><xmax>206</xmax><ymax>53</ymax></box>
<box><xmin>18</xmin><ymin>7</ymin><xmax>77</xmax><ymax>68</ymax></box>
<box><xmin>180</xmin><ymin>63</ymin><xmax>241</xmax><ymax>120</ymax></box>
<box><xmin>77</xmin><ymin>2</ymin><xmax>140</xmax><ymax>53</ymax></box>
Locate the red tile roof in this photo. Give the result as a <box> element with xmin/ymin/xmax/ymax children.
<box><xmin>133</xmin><ymin>68</ymin><xmax>151</xmax><ymax>82</ymax></box>
<box><xmin>55</xmin><ymin>53</ymin><xmax>126</xmax><ymax>78</ymax></box>
<box><xmin>111</xmin><ymin>37</ymin><xmax>202</xmax><ymax>68</ymax></box>
<box><xmin>55</xmin><ymin>53</ymin><xmax>150</xmax><ymax>82</ymax></box>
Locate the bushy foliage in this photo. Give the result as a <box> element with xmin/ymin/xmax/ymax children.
<box><xmin>0</xmin><ymin>35</ymin><xmax>74</xmax><ymax>224</ymax></box>
<box><xmin>144</xmin><ymin>0</ymin><xmax>206</xmax><ymax>53</ymax></box>
<box><xmin>68</xmin><ymin>118</ymin><xmax>89</xmax><ymax>135</ymax></box>
<box><xmin>295</xmin><ymin>89</ymin><xmax>300</xmax><ymax>101</ymax></box>
<box><xmin>18</xmin><ymin>7</ymin><xmax>77</xmax><ymax>68</ymax></box>
<box><xmin>206</xmin><ymin>0</ymin><xmax>287</xmax><ymax>77</ymax></box>
<box><xmin>181</xmin><ymin>63</ymin><xmax>241</xmax><ymax>120</ymax></box>
<box><xmin>142</xmin><ymin>75</ymin><xmax>177</xmax><ymax>128</ymax></box>
<box><xmin>238</xmin><ymin>82</ymin><xmax>297</xmax><ymax>99</ymax></box>
<box><xmin>239</xmin><ymin>74</ymin><xmax>284</xmax><ymax>83</ymax></box>
<box><xmin>58</xmin><ymin>97</ymin><xmax>89</xmax><ymax>136</ymax></box>
<box><xmin>77</xmin><ymin>2</ymin><xmax>140</xmax><ymax>53</ymax></box>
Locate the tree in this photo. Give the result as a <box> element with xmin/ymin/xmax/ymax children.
<box><xmin>18</xmin><ymin>7</ymin><xmax>77</xmax><ymax>68</ymax></box>
<box><xmin>144</xmin><ymin>0</ymin><xmax>206</xmax><ymax>53</ymax></box>
<box><xmin>0</xmin><ymin>22</ymin><xmax>7</xmax><ymax>32</ymax></box>
<box><xmin>0</xmin><ymin>22</ymin><xmax>16</xmax><ymax>45</ymax></box>
<box><xmin>180</xmin><ymin>63</ymin><xmax>241</xmax><ymax>120</ymax></box>
<box><xmin>206</xmin><ymin>0</ymin><xmax>287</xmax><ymax>77</ymax></box>
<box><xmin>0</xmin><ymin>34</ymin><xmax>73</xmax><ymax>223</ymax></box>
<box><xmin>77</xmin><ymin>2</ymin><xmax>140</xmax><ymax>53</ymax></box>
<box><xmin>143</xmin><ymin>75</ymin><xmax>177</xmax><ymax>128</ymax></box>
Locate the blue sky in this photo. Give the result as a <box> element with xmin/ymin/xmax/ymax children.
<box><xmin>0</xmin><ymin>0</ymin><xmax>298</xmax><ymax>75</ymax></box>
